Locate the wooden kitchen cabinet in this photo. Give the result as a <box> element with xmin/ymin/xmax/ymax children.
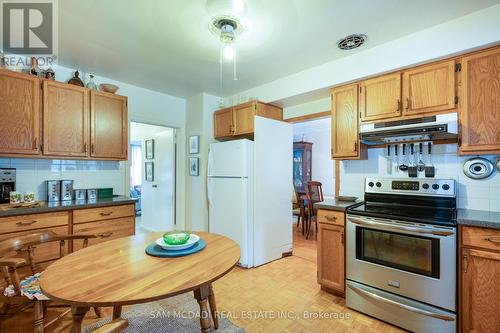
<box><xmin>402</xmin><ymin>60</ymin><xmax>456</xmax><ymax>116</ymax></box>
<box><xmin>213</xmin><ymin>101</ymin><xmax>282</xmax><ymax>139</ymax></box>
<box><xmin>73</xmin><ymin>216</ymin><xmax>135</xmax><ymax>250</ymax></box>
<box><xmin>42</xmin><ymin>80</ymin><xmax>89</xmax><ymax>157</ymax></box>
<box><xmin>317</xmin><ymin>220</ymin><xmax>345</xmax><ymax>295</ymax></box>
<box><xmin>0</xmin><ymin>70</ymin><xmax>41</xmax><ymax>156</ymax></box>
<box><xmin>458</xmin><ymin>47</ymin><xmax>500</xmax><ymax>155</ymax></box>
<box><xmin>90</xmin><ymin>91</ymin><xmax>128</xmax><ymax>159</ymax></box>
<box><xmin>460</xmin><ymin>226</ymin><xmax>500</xmax><ymax>333</ymax></box>
<box><xmin>331</xmin><ymin>84</ymin><xmax>364</xmax><ymax>160</ymax></box>
<box><xmin>359</xmin><ymin>73</ymin><xmax>402</xmax><ymax>122</ymax></box>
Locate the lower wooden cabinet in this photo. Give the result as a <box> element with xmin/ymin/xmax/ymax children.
<box><xmin>73</xmin><ymin>216</ymin><xmax>135</xmax><ymax>250</ymax></box>
<box><xmin>317</xmin><ymin>209</ymin><xmax>345</xmax><ymax>295</ymax></box>
<box><xmin>460</xmin><ymin>226</ymin><xmax>500</xmax><ymax>333</ymax></box>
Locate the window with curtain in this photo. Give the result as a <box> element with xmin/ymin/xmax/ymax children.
<box><xmin>130</xmin><ymin>143</ymin><xmax>142</xmax><ymax>187</ymax></box>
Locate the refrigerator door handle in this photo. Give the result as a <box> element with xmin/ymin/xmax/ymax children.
<box><xmin>207</xmin><ymin>148</ymin><xmax>213</xmax><ymax>177</ymax></box>
<box><xmin>207</xmin><ymin>178</ymin><xmax>213</xmax><ymax>208</ymax></box>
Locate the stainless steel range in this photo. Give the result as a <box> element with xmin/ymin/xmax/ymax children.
<box><xmin>346</xmin><ymin>178</ymin><xmax>457</xmax><ymax>333</ymax></box>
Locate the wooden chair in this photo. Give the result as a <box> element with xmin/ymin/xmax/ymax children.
<box><xmin>0</xmin><ymin>231</ymin><xmax>100</xmax><ymax>332</ymax></box>
<box><xmin>292</xmin><ymin>186</ymin><xmax>308</xmax><ymax>235</ymax></box>
<box><xmin>304</xmin><ymin>181</ymin><xmax>324</xmax><ymax>240</ymax></box>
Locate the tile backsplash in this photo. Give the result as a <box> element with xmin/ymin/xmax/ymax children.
<box><xmin>0</xmin><ymin>158</ymin><xmax>126</xmax><ymax>201</ymax></box>
<box><xmin>340</xmin><ymin>144</ymin><xmax>500</xmax><ymax>212</ymax></box>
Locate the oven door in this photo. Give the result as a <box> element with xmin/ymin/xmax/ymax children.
<box><xmin>346</xmin><ymin>214</ymin><xmax>456</xmax><ymax>311</ymax></box>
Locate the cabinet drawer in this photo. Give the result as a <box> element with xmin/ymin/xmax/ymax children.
<box><xmin>462</xmin><ymin>226</ymin><xmax>500</xmax><ymax>252</ymax></box>
<box><xmin>73</xmin><ymin>216</ymin><xmax>135</xmax><ymax>250</ymax></box>
<box><xmin>0</xmin><ymin>226</ymin><xmax>69</xmax><ymax>264</ymax></box>
<box><xmin>73</xmin><ymin>204</ymin><xmax>135</xmax><ymax>224</ymax></box>
<box><xmin>317</xmin><ymin>210</ymin><xmax>345</xmax><ymax>226</ymax></box>
<box><xmin>0</xmin><ymin>212</ymin><xmax>68</xmax><ymax>234</ymax></box>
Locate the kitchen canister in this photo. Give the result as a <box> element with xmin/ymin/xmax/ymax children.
<box><xmin>23</xmin><ymin>192</ymin><xmax>36</xmax><ymax>203</ymax></box>
<box><xmin>74</xmin><ymin>189</ymin><xmax>86</xmax><ymax>200</ymax></box>
<box><xmin>9</xmin><ymin>191</ymin><xmax>22</xmax><ymax>203</ymax></box>
<box><xmin>87</xmin><ymin>189</ymin><xmax>98</xmax><ymax>200</ymax></box>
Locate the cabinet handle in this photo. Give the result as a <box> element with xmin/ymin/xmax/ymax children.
<box><xmin>396</xmin><ymin>99</ymin><xmax>401</xmax><ymax>111</ymax></box>
<box><xmin>91</xmin><ymin>143</ymin><xmax>95</xmax><ymax>154</ymax></box>
<box><xmin>100</xmin><ymin>212</ymin><xmax>113</xmax><ymax>216</ymax></box>
<box><xmin>325</xmin><ymin>216</ymin><xmax>337</xmax><ymax>222</ymax></box>
<box><xmin>33</xmin><ymin>138</ymin><xmax>37</xmax><ymax>150</ymax></box>
<box><xmin>484</xmin><ymin>237</ymin><xmax>500</xmax><ymax>244</ymax></box>
<box><xmin>100</xmin><ymin>232</ymin><xmax>113</xmax><ymax>238</ymax></box>
<box><xmin>463</xmin><ymin>254</ymin><xmax>468</xmax><ymax>273</ymax></box>
<box><xmin>354</xmin><ymin>142</ymin><xmax>358</xmax><ymax>152</ymax></box>
<box><xmin>341</xmin><ymin>232</ymin><xmax>344</xmax><ymax>245</ymax></box>
<box><xmin>406</xmin><ymin>97</ymin><xmax>411</xmax><ymax>110</ymax></box>
<box><xmin>16</xmin><ymin>220</ymin><xmax>37</xmax><ymax>226</ymax></box>
<box><xmin>84</xmin><ymin>143</ymin><xmax>88</xmax><ymax>152</ymax></box>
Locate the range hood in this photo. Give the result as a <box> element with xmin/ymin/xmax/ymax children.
<box><xmin>359</xmin><ymin>113</ymin><xmax>458</xmax><ymax>145</ymax></box>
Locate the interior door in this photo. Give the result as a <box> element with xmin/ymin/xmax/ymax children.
<box><xmin>43</xmin><ymin>80</ymin><xmax>89</xmax><ymax>157</ymax></box>
<box><xmin>91</xmin><ymin>91</ymin><xmax>128</xmax><ymax>159</ymax></box>
<box><xmin>459</xmin><ymin>47</ymin><xmax>500</xmax><ymax>155</ymax></box>
<box><xmin>233</xmin><ymin>102</ymin><xmax>255</xmax><ymax>135</ymax></box>
<box><xmin>214</xmin><ymin>107</ymin><xmax>234</xmax><ymax>138</ymax></box>
<box><xmin>360</xmin><ymin>73</ymin><xmax>402</xmax><ymax>122</ymax></box>
<box><xmin>403</xmin><ymin>60</ymin><xmax>456</xmax><ymax>115</ymax></box>
<box><xmin>331</xmin><ymin>84</ymin><xmax>360</xmax><ymax>159</ymax></box>
<box><xmin>0</xmin><ymin>70</ymin><xmax>40</xmax><ymax>155</ymax></box>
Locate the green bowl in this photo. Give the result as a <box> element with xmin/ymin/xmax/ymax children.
<box><xmin>163</xmin><ymin>232</ymin><xmax>190</xmax><ymax>245</ymax></box>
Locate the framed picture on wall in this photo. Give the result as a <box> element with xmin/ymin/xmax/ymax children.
<box><xmin>145</xmin><ymin>139</ymin><xmax>155</xmax><ymax>160</ymax></box>
<box><xmin>189</xmin><ymin>157</ymin><xmax>199</xmax><ymax>176</ymax></box>
<box><xmin>189</xmin><ymin>135</ymin><xmax>199</xmax><ymax>154</ymax></box>
<box><xmin>145</xmin><ymin>162</ymin><xmax>154</xmax><ymax>181</ymax></box>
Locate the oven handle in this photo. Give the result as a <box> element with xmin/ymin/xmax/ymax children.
<box><xmin>347</xmin><ymin>216</ymin><xmax>454</xmax><ymax>236</ymax></box>
<box><xmin>347</xmin><ymin>283</ymin><xmax>455</xmax><ymax>322</ymax></box>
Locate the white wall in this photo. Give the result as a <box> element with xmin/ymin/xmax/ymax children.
<box><xmin>285</xmin><ymin>98</ymin><xmax>330</xmax><ymax>119</ymax></box>
<box><xmin>293</xmin><ymin>118</ymin><xmax>335</xmax><ymax>197</ymax></box>
<box><xmin>339</xmin><ymin>144</ymin><xmax>500</xmax><ymax>212</ymax></box>
<box><xmin>130</xmin><ymin>123</ymin><xmax>176</xmax><ymax>232</ymax></box>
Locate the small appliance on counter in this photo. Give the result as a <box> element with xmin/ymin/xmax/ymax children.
<box><xmin>0</xmin><ymin>168</ymin><xmax>16</xmax><ymax>204</ymax></box>
<box><xmin>46</xmin><ymin>180</ymin><xmax>60</xmax><ymax>202</ymax></box>
<box><xmin>87</xmin><ymin>189</ymin><xmax>98</xmax><ymax>200</ymax></box>
<box><xmin>74</xmin><ymin>189</ymin><xmax>86</xmax><ymax>200</ymax></box>
<box><xmin>60</xmin><ymin>180</ymin><xmax>74</xmax><ymax>201</ymax></box>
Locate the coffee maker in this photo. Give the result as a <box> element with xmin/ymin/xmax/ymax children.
<box><xmin>0</xmin><ymin>168</ymin><xmax>16</xmax><ymax>204</ymax></box>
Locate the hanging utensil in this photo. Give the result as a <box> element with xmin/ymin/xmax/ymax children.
<box><xmin>394</xmin><ymin>144</ymin><xmax>399</xmax><ymax>173</ymax></box>
<box><xmin>425</xmin><ymin>142</ymin><xmax>435</xmax><ymax>178</ymax></box>
<box><xmin>418</xmin><ymin>142</ymin><xmax>426</xmax><ymax>172</ymax></box>
<box><xmin>387</xmin><ymin>145</ymin><xmax>392</xmax><ymax>175</ymax></box>
<box><xmin>408</xmin><ymin>143</ymin><xmax>418</xmax><ymax>177</ymax></box>
<box><xmin>399</xmin><ymin>144</ymin><xmax>408</xmax><ymax>171</ymax></box>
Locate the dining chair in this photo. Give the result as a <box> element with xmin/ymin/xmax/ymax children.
<box><xmin>0</xmin><ymin>231</ymin><xmax>100</xmax><ymax>332</ymax></box>
<box><xmin>304</xmin><ymin>181</ymin><xmax>324</xmax><ymax>240</ymax></box>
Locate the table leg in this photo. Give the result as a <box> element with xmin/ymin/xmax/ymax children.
<box><xmin>194</xmin><ymin>284</ymin><xmax>212</xmax><ymax>333</ymax></box>
<box><xmin>33</xmin><ymin>301</ymin><xmax>44</xmax><ymax>333</ymax></box>
<box><xmin>208</xmin><ymin>284</ymin><xmax>218</xmax><ymax>329</ymax></box>
<box><xmin>113</xmin><ymin>305</ymin><xmax>122</xmax><ymax>320</ymax></box>
<box><xmin>70</xmin><ymin>306</ymin><xmax>89</xmax><ymax>333</ymax></box>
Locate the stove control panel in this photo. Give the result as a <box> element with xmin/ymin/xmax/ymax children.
<box><xmin>365</xmin><ymin>178</ymin><xmax>456</xmax><ymax>197</ymax></box>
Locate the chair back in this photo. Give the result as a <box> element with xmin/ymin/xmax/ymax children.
<box><xmin>305</xmin><ymin>181</ymin><xmax>324</xmax><ymax>213</ymax></box>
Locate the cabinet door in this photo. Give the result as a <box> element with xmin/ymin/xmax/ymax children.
<box><xmin>233</xmin><ymin>102</ymin><xmax>255</xmax><ymax>135</ymax></box>
<box><xmin>214</xmin><ymin>107</ymin><xmax>234</xmax><ymax>138</ymax></box>
<box><xmin>360</xmin><ymin>73</ymin><xmax>401</xmax><ymax>122</ymax></box>
<box><xmin>43</xmin><ymin>80</ymin><xmax>89</xmax><ymax>157</ymax></box>
<box><xmin>0</xmin><ymin>70</ymin><xmax>40</xmax><ymax>155</ymax></box>
<box><xmin>73</xmin><ymin>217</ymin><xmax>135</xmax><ymax>250</ymax></box>
<box><xmin>461</xmin><ymin>248</ymin><xmax>500</xmax><ymax>333</ymax></box>
<box><xmin>403</xmin><ymin>60</ymin><xmax>456</xmax><ymax>115</ymax></box>
<box><xmin>459</xmin><ymin>48</ymin><xmax>500</xmax><ymax>155</ymax></box>
<box><xmin>91</xmin><ymin>91</ymin><xmax>128</xmax><ymax>160</ymax></box>
<box><xmin>331</xmin><ymin>84</ymin><xmax>360</xmax><ymax>159</ymax></box>
<box><xmin>317</xmin><ymin>223</ymin><xmax>345</xmax><ymax>293</ymax></box>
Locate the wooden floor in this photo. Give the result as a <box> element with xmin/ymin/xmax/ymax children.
<box><xmin>0</xmin><ymin>223</ymin><xmax>405</xmax><ymax>332</ymax></box>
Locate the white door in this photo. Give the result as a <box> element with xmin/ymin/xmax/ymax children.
<box><xmin>208</xmin><ymin>177</ymin><xmax>251</xmax><ymax>267</ymax></box>
<box><xmin>253</xmin><ymin>116</ymin><xmax>293</xmax><ymax>266</ymax></box>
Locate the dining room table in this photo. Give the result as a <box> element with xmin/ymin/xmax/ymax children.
<box><xmin>39</xmin><ymin>231</ymin><xmax>240</xmax><ymax>333</ymax></box>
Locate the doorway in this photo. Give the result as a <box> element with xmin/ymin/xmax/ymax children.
<box><xmin>129</xmin><ymin>122</ymin><xmax>177</xmax><ymax>233</ymax></box>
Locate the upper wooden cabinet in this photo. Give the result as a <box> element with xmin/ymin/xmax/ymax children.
<box><xmin>0</xmin><ymin>70</ymin><xmax>40</xmax><ymax>155</ymax></box>
<box><xmin>403</xmin><ymin>60</ymin><xmax>456</xmax><ymax>116</ymax></box>
<box><xmin>43</xmin><ymin>80</ymin><xmax>89</xmax><ymax>157</ymax></box>
<box><xmin>90</xmin><ymin>91</ymin><xmax>128</xmax><ymax>159</ymax></box>
<box><xmin>213</xmin><ymin>101</ymin><xmax>282</xmax><ymax>139</ymax></box>
<box><xmin>459</xmin><ymin>47</ymin><xmax>500</xmax><ymax>155</ymax></box>
<box><xmin>359</xmin><ymin>73</ymin><xmax>402</xmax><ymax>122</ymax></box>
<box><xmin>331</xmin><ymin>84</ymin><xmax>363</xmax><ymax>159</ymax></box>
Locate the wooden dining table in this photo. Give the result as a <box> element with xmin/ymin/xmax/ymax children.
<box><xmin>39</xmin><ymin>232</ymin><xmax>240</xmax><ymax>333</ymax></box>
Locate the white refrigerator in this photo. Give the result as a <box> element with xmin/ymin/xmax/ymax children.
<box><xmin>208</xmin><ymin>116</ymin><xmax>292</xmax><ymax>268</ymax></box>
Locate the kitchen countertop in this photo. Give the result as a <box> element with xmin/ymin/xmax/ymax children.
<box><xmin>0</xmin><ymin>196</ymin><xmax>137</xmax><ymax>217</ymax></box>
<box><xmin>314</xmin><ymin>198</ymin><xmax>361</xmax><ymax>212</ymax></box>
<box><xmin>457</xmin><ymin>209</ymin><xmax>500</xmax><ymax>230</ymax></box>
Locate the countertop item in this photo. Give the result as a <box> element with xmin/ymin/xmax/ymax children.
<box><xmin>40</xmin><ymin>232</ymin><xmax>239</xmax><ymax>332</ymax></box>
<box><xmin>457</xmin><ymin>209</ymin><xmax>500</xmax><ymax>230</ymax></box>
<box><xmin>0</xmin><ymin>196</ymin><xmax>137</xmax><ymax>217</ymax></box>
<box><xmin>314</xmin><ymin>198</ymin><xmax>361</xmax><ymax>212</ymax></box>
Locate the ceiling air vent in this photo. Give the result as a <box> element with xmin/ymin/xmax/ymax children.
<box><xmin>337</xmin><ymin>34</ymin><xmax>367</xmax><ymax>50</ymax></box>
